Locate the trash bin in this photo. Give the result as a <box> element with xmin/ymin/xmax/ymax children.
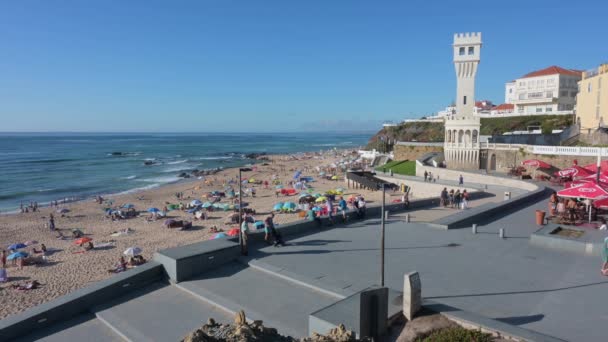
<box><xmin>535</xmin><ymin>210</ymin><xmax>546</xmax><ymax>226</ymax></box>
<box><xmin>504</xmin><ymin>192</ymin><xmax>511</xmax><ymax>201</ymax></box>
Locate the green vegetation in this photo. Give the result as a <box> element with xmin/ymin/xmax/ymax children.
<box><xmin>376</xmin><ymin>160</ymin><xmax>416</xmax><ymax>176</ymax></box>
<box><xmin>367</xmin><ymin>115</ymin><xmax>575</xmax><ymax>149</ymax></box>
<box><xmin>415</xmin><ymin>326</ymin><xmax>493</xmax><ymax>342</ymax></box>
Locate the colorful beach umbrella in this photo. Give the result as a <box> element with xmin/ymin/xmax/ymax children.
<box><xmin>275</xmin><ymin>184</ymin><xmax>284</xmax><ymax>189</ymax></box>
<box><xmin>583</xmin><ymin>161</ymin><xmax>608</xmax><ymax>173</ymax></box>
<box><xmin>557</xmin><ymin>182</ymin><xmax>608</xmax><ymax>200</ymax></box>
<box><xmin>147</xmin><ymin>207</ymin><xmax>160</xmax><ymax>213</ymax></box>
<box><xmin>121</xmin><ymin>204</ymin><xmax>135</xmax><ymax>209</ymax></box>
<box><xmin>282</xmin><ymin>202</ymin><xmax>297</xmax><ymax>210</ymax></box>
<box><xmin>202</xmin><ymin>201</ymin><xmax>213</xmax><ymax>208</ymax></box>
<box><xmin>593</xmin><ymin>197</ymin><xmax>608</xmax><ymax>209</ymax></box>
<box><xmin>315</xmin><ymin>196</ymin><xmax>327</xmax><ymax>203</ymax></box>
<box><xmin>557</xmin><ymin>165</ymin><xmax>594</xmax><ymax>178</ymax></box>
<box><xmin>190</xmin><ymin>199</ymin><xmax>202</xmax><ymax>206</ymax></box>
<box><xmin>74</xmin><ymin>237</ymin><xmax>92</xmax><ymax>245</ymax></box>
<box><xmin>7</xmin><ymin>251</ymin><xmax>28</xmax><ymax>260</ymax></box>
<box><xmin>8</xmin><ymin>243</ymin><xmax>26</xmax><ymax>250</ymax></box>
<box><xmin>123</xmin><ymin>247</ymin><xmax>142</xmax><ymax>257</ymax></box>
<box><xmin>273</xmin><ymin>202</ymin><xmax>284</xmax><ymax>211</ymax></box>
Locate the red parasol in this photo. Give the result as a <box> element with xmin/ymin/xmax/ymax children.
<box><xmin>227</xmin><ymin>228</ymin><xmax>240</xmax><ymax>237</ymax></box>
<box><xmin>582</xmin><ymin>161</ymin><xmax>608</xmax><ymax>173</ymax></box>
<box><xmin>593</xmin><ymin>197</ymin><xmax>608</xmax><ymax>209</ymax></box>
<box><xmin>556</xmin><ymin>165</ymin><xmax>594</xmax><ymax>178</ymax></box>
<box><xmin>521</xmin><ymin>159</ymin><xmax>551</xmax><ymax>169</ymax></box>
<box><xmin>557</xmin><ymin>182</ymin><xmax>608</xmax><ymax>199</ymax></box>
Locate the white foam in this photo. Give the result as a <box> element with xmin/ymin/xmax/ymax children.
<box><xmin>197</xmin><ymin>156</ymin><xmax>232</xmax><ymax>160</ymax></box>
<box><xmin>137</xmin><ymin>176</ymin><xmax>181</xmax><ymax>184</ymax></box>
<box><xmin>167</xmin><ymin>159</ymin><xmax>188</xmax><ymax>165</ymax></box>
<box><xmin>123</xmin><ymin>175</ymin><xmax>137</xmax><ymax>180</ymax></box>
<box><xmin>162</xmin><ymin>166</ymin><xmax>193</xmax><ymax>173</ymax></box>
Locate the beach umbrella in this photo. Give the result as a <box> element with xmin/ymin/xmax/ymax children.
<box><xmin>593</xmin><ymin>197</ymin><xmax>608</xmax><ymax>209</ymax></box>
<box><xmin>227</xmin><ymin>228</ymin><xmax>240</xmax><ymax>237</ymax></box>
<box><xmin>312</xmin><ymin>193</ymin><xmax>322</xmax><ymax>198</ymax></box>
<box><xmin>311</xmin><ymin>206</ymin><xmax>321</xmax><ymax>211</ymax></box>
<box><xmin>557</xmin><ymin>182</ymin><xmax>608</xmax><ymax>199</ymax></box>
<box><xmin>234</xmin><ymin>203</ymin><xmax>249</xmax><ymax>209</ymax></box>
<box><xmin>273</xmin><ymin>202</ymin><xmax>284</xmax><ymax>211</ymax></box>
<box><xmin>24</xmin><ymin>240</ymin><xmax>38</xmax><ymax>246</ymax></box>
<box><xmin>283</xmin><ymin>202</ymin><xmax>297</xmax><ymax>210</ymax></box>
<box><xmin>331</xmin><ymin>175</ymin><xmax>338</xmax><ymax>180</ymax></box>
<box><xmin>202</xmin><ymin>201</ymin><xmax>213</xmax><ymax>208</ymax></box>
<box><xmin>187</xmin><ymin>208</ymin><xmax>199</xmax><ymax>214</ymax></box>
<box><xmin>121</xmin><ymin>204</ymin><xmax>135</xmax><ymax>209</ymax></box>
<box><xmin>583</xmin><ymin>161</ymin><xmax>608</xmax><ymax>173</ymax></box>
<box><xmin>275</xmin><ymin>184</ymin><xmax>284</xmax><ymax>189</ymax></box>
<box><xmin>336</xmin><ymin>187</ymin><xmax>345</xmax><ymax>192</ymax></box>
<box><xmin>556</xmin><ymin>165</ymin><xmax>594</xmax><ymax>178</ymax></box>
<box><xmin>190</xmin><ymin>199</ymin><xmax>202</xmax><ymax>206</ymax></box>
<box><xmin>315</xmin><ymin>196</ymin><xmax>327</xmax><ymax>203</ymax></box>
<box><xmin>319</xmin><ymin>172</ymin><xmax>326</xmax><ymax>176</ymax></box>
<box><xmin>147</xmin><ymin>207</ymin><xmax>160</xmax><ymax>213</ymax></box>
<box><xmin>74</xmin><ymin>237</ymin><xmax>92</xmax><ymax>245</ymax></box>
<box><xmin>7</xmin><ymin>251</ymin><xmax>28</xmax><ymax>260</ymax></box>
<box><xmin>57</xmin><ymin>208</ymin><xmax>70</xmax><ymax>214</ymax></box>
<box><xmin>8</xmin><ymin>243</ymin><xmax>27</xmax><ymax>250</ymax></box>
<box><xmin>123</xmin><ymin>247</ymin><xmax>142</xmax><ymax>257</ymax></box>
<box><xmin>521</xmin><ymin>159</ymin><xmax>551</xmax><ymax>169</ymax></box>
<box><xmin>213</xmin><ymin>232</ymin><xmax>228</xmax><ymax>239</ymax></box>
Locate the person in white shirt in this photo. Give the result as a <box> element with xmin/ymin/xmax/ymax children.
<box><xmin>599</xmin><ymin>218</ymin><xmax>607</xmax><ymax>231</ymax></box>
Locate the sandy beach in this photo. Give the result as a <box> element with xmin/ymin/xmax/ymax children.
<box><xmin>0</xmin><ymin>150</ymin><xmax>408</xmax><ymax>319</ymax></box>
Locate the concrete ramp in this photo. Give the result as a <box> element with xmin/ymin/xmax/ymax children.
<box><xmin>94</xmin><ymin>282</ymin><xmax>231</xmax><ymax>342</ymax></box>
<box><xmin>176</xmin><ymin>261</ymin><xmax>340</xmax><ymax>338</ymax></box>
<box><xmin>14</xmin><ymin>314</ymin><xmax>122</xmax><ymax>342</ymax></box>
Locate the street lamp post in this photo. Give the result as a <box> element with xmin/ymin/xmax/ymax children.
<box><xmin>238</xmin><ymin>167</ymin><xmax>252</xmax><ymax>255</ymax></box>
<box><xmin>379</xmin><ymin>182</ymin><xmax>387</xmax><ymax>287</ymax></box>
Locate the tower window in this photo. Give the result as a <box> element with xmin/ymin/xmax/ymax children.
<box><xmin>468</xmin><ymin>47</ymin><xmax>474</xmax><ymax>55</ymax></box>
<box><xmin>459</xmin><ymin>47</ymin><xmax>465</xmax><ymax>56</ymax></box>
<box><xmin>463</xmin><ymin>96</ymin><xmax>467</xmax><ymax>105</ymax></box>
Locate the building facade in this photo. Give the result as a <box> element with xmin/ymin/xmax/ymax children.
<box><xmin>444</xmin><ymin>32</ymin><xmax>482</xmax><ymax>170</ymax></box>
<box><xmin>507</xmin><ymin>66</ymin><xmax>581</xmax><ymax>115</ymax></box>
<box><xmin>577</xmin><ymin>64</ymin><xmax>608</xmax><ymax>131</ymax></box>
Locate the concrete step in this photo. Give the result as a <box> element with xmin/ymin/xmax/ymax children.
<box><xmin>14</xmin><ymin>314</ymin><xmax>124</xmax><ymax>342</ymax></box>
<box><xmin>93</xmin><ymin>281</ymin><xmax>231</xmax><ymax>342</ymax></box>
<box><xmin>175</xmin><ymin>261</ymin><xmax>340</xmax><ymax>338</ymax></box>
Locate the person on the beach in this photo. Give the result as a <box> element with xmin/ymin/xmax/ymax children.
<box><xmin>338</xmin><ymin>196</ymin><xmax>348</xmax><ymax>222</ymax></box>
<box><xmin>49</xmin><ymin>214</ymin><xmax>55</xmax><ymax>231</ymax></box>
<box><xmin>549</xmin><ymin>192</ymin><xmax>558</xmax><ymax>216</ymax></box>
<box><xmin>440</xmin><ymin>188</ymin><xmax>448</xmax><ymax>207</ymax></box>
<box><xmin>357</xmin><ymin>197</ymin><xmax>366</xmax><ymax>218</ymax></box>
<box><xmin>1</xmin><ymin>250</ymin><xmax>6</xmax><ymax>268</ymax></box>
<box><xmin>599</xmin><ymin>218</ymin><xmax>607</xmax><ymax>231</ymax></box>
<box><xmin>264</xmin><ymin>213</ymin><xmax>284</xmax><ymax>246</ymax></box>
<box><xmin>461</xmin><ymin>190</ymin><xmax>469</xmax><ymax>209</ymax></box>
<box><xmin>454</xmin><ymin>190</ymin><xmax>461</xmax><ymax>209</ymax></box>
<box><xmin>459</xmin><ymin>174</ymin><xmax>463</xmax><ymax>185</ymax></box>
<box><xmin>0</xmin><ymin>267</ymin><xmax>7</xmax><ymax>283</ymax></box>
<box><xmin>325</xmin><ymin>199</ymin><xmax>334</xmax><ymax>226</ymax></box>
<box><xmin>240</xmin><ymin>217</ymin><xmax>249</xmax><ymax>255</ymax></box>
<box><xmin>449</xmin><ymin>189</ymin><xmax>455</xmax><ymax>208</ymax></box>
<box><xmin>424</xmin><ymin>171</ymin><xmax>428</xmax><ymax>182</ymax></box>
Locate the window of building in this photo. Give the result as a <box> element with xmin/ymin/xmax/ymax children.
<box><xmin>468</xmin><ymin>47</ymin><xmax>474</xmax><ymax>55</ymax></box>
<box><xmin>529</xmin><ymin>92</ymin><xmax>543</xmax><ymax>99</ymax></box>
<box><xmin>536</xmin><ymin>107</ymin><xmax>543</xmax><ymax>113</ymax></box>
<box><xmin>528</xmin><ymin>81</ymin><xmax>535</xmax><ymax>89</ymax></box>
<box><xmin>570</xmin><ymin>91</ymin><xmax>577</xmax><ymax>97</ymax></box>
<box><xmin>519</xmin><ymin>81</ymin><xmax>525</xmax><ymax>87</ymax></box>
<box><xmin>597</xmin><ymin>107</ymin><xmax>600</xmax><ymax>119</ymax></box>
<box><xmin>588</xmin><ymin>83</ymin><xmax>592</xmax><ymax>92</ymax></box>
<box><xmin>463</xmin><ymin>96</ymin><xmax>467</xmax><ymax>105</ymax></box>
<box><xmin>546</xmin><ymin>107</ymin><xmax>553</xmax><ymax>112</ymax></box>
<box><xmin>459</xmin><ymin>47</ymin><xmax>465</xmax><ymax>56</ymax></box>
<box><xmin>548</xmin><ymin>79</ymin><xmax>555</xmax><ymax>86</ymax></box>
<box><xmin>538</xmin><ymin>80</ymin><xmax>545</xmax><ymax>88</ymax></box>
<box><xmin>560</xmin><ymin>90</ymin><xmax>568</xmax><ymax>97</ymax></box>
<box><xmin>546</xmin><ymin>91</ymin><xmax>554</xmax><ymax>98</ymax></box>
<box><xmin>519</xmin><ymin>93</ymin><xmax>526</xmax><ymax>100</ymax></box>
<box><xmin>509</xmin><ymin>88</ymin><xmax>513</xmax><ymax>93</ymax></box>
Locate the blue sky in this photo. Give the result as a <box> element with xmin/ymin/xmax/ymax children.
<box><xmin>1</xmin><ymin>0</ymin><xmax>607</xmax><ymax>132</ymax></box>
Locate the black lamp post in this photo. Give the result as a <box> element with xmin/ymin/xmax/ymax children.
<box><xmin>238</xmin><ymin>167</ymin><xmax>252</xmax><ymax>255</ymax></box>
<box><xmin>378</xmin><ymin>182</ymin><xmax>388</xmax><ymax>287</ymax></box>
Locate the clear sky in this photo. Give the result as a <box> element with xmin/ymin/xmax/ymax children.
<box><xmin>1</xmin><ymin>0</ymin><xmax>607</xmax><ymax>132</ymax></box>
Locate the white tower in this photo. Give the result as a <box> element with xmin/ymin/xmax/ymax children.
<box><xmin>444</xmin><ymin>33</ymin><xmax>482</xmax><ymax>170</ymax></box>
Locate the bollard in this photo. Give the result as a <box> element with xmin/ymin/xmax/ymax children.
<box><xmin>472</xmin><ymin>224</ymin><xmax>477</xmax><ymax>234</ymax></box>
<box><xmin>499</xmin><ymin>228</ymin><xmax>505</xmax><ymax>239</ymax></box>
<box><xmin>385</xmin><ymin>210</ymin><xmax>389</xmax><ymax>220</ymax></box>
<box><xmin>484</xmin><ymin>184</ymin><xmax>488</xmax><ymax>190</ymax></box>
<box><xmin>406</xmin><ymin>213</ymin><xmax>410</xmax><ymax>223</ymax></box>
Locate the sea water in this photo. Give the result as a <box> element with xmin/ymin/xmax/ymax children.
<box><xmin>0</xmin><ymin>132</ymin><xmax>371</xmax><ymax>211</ymax></box>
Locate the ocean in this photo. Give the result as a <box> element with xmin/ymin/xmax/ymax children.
<box><xmin>0</xmin><ymin>132</ymin><xmax>371</xmax><ymax>212</ymax></box>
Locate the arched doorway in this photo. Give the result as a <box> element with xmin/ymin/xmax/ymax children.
<box><xmin>489</xmin><ymin>154</ymin><xmax>497</xmax><ymax>171</ymax></box>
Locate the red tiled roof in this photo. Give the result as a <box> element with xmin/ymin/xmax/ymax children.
<box><xmin>521</xmin><ymin>66</ymin><xmax>582</xmax><ymax>79</ymax></box>
<box><xmin>494</xmin><ymin>103</ymin><xmax>514</xmax><ymax>111</ymax></box>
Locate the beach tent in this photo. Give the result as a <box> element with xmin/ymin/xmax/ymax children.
<box><xmin>147</xmin><ymin>207</ymin><xmax>160</xmax><ymax>213</ymax></box>
<box><xmin>8</xmin><ymin>243</ymin><xmax>26</xmax><ymax>250</ymax></box>
<box><xmin>7</xmin><ymin>251</ymin><xmax>28</xmax><ymax>260</ymax></box>
<box><xmin>74</xmin><ymin>237</ymin><xmax>92</xmax><ymax>245</ymax></box>
<box><xmin>202</xmin><ymin>202</ymin><xmax>213</xmax><ymax>208</ymax></box>
<box><xmin>273</xmin><ymin>202</ymin><xmax>284</xmax><ymax>211</ymax></box>
<box><xmin>282</xmin><ymin>202</ymin><xmax>297</xmax><ymax>211</ymax></box>
<box><xmin>123</xmin><ymin>247</ymin><xmax>142</xmax><ymax>257</ymax></box>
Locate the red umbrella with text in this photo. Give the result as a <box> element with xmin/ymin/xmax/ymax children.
<box><xmin>556</xmin><ymin>165</ymin><xmax>594</xmax><ymax>178</ymax></box>
<box><xmin>558</xmin><ymin>182</ymin><xmax>608</xmax><ymax>222</ymax></box>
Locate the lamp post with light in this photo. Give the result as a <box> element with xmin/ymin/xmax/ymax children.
<box><xmin>238</xmin><ymin>167</ymin><xmax>252</xmax><ymax>255</ymax></box>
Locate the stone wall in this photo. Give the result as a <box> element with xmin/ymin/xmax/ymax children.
<box><xmin>393</xmin><ymin>145</ymin><xmax>443</xmax><ymax>161</ymax></box>
<box><xmin>415</xmin><ymin>165</ymin><xmax>540</xmax><ymax>192</ymax></box>
<box><xmin>485</xmin><ymin>149</ymin><xmax>598</xmax><ymax>173</ymax></box>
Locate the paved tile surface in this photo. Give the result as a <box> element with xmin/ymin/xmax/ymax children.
<box><xmin>14</xmin><ymin>314</ymin><xmax>121</xmax><ymax>342</ymax></box>
<box><xmin>247</xmin><ymin>191</ymin><xmax>608</xmax><ymax>342</ymax></box>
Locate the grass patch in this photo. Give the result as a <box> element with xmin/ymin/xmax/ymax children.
<box><xmin>376</xmin><ymin>160</ymin><xmax>416</xmax><ymax>176</ymax></box>
<box><xmin>415</xmin><ymin>326</ymin><xmax>493</xmax><ymax>342</ymax></box>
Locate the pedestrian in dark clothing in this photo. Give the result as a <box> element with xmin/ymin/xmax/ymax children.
<box><xmin>49</xmin><ymin>214</ymin><xmax>56</xmax><ymax>231</ymax></box>
<box><xmin>264</xmin><ymin>213</ymin><xmax>284</xmax><ymax>246</ymax></box>
<box><xmin>424</xmin><ymin>171</ymin><xmax>428</xmax><ymax>182</ymax></box>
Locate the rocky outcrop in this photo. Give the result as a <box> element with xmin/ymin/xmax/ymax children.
<box><xmin>182</xmin><ymin>311</ymin><xmax>370</xmax><ymax>342</ymax></box>
<box><xmin>178</xmin><ymin>168</ymin><xmax>223</xmax><ymax>178</ymax></box>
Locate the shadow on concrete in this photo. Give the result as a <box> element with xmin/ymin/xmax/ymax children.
<box><xmin>291</xmin><ymin>239</ymin><xmax>350</xmax><ymax>246</ymax></box>
<box><xmin>13</xmin><ymin>313</ymin><xmax>99</xmax><ymax>342</ymax></box>
<box><xmin>427</xmin><ymin>281</ymin><xmax>608</xmax><ymax>299</ymax></box>
<box><xmin>495</xmin><ymin>314</ymin><xmax>545</xmax><ymax>325</ymax></box>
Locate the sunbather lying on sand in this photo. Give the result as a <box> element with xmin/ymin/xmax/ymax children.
<box><xmin>108</xmin><ymin>257</ymin><xmax>127</xmax><ymax>274</ymax></box>
<box><xmin>11</xmin><ymin>280</ymin><xmax>41</xmax><ymax>291</ymax></box>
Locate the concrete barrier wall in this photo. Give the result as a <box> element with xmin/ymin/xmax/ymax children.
<box><xmin>0</xmin><ymin>262</ymin><xmax>163</xmax><ymax>341</ymax></box>
<box><xmin>415</xmin><ymin>167</ymin><xmax>539</xmax><ymax>192</ymax></box>
<box><xmin>375</xmin><ymin>175</ymin><xmax>483</xmax><ymax>199</ymax></box>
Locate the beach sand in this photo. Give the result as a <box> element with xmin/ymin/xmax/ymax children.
<box><xmin>0</xmin><ymin>150</ymin><xmax>457</xmax><ymax>319</ymax></box>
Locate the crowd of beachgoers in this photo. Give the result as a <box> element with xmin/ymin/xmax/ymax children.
<box><xmin>0</xmin><ymin>149</ymin><xmax>438</xmax><ymax>319</ymax></box>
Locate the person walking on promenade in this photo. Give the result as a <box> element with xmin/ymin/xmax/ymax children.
<box><xmin>454</xmin><ymin>190</ymin><xmax>462</xmax><ymax>209</ymax></box>
<box><xmin>326</xmin><ymin>199</ymin><xmax>334</xmax><ymax>226</ymax></box>
<box><xmin>602</xmin><ymin>237</ymin><xmax>608</xmax><ymax>276</ymax></box>
<box><xmin>461</xmin><ymin>190</ymin><xmax>469</xmax><ymax>209</ymax></box>
<box><xmin>424</xmin><ymin>171</ymin><xmax>428</xmax><ymax>182</ymax></box>
<box><xmin>459</xmin><ymin>174</ymin><xmax>464</xmax><ymax>185</ymax></box>
<box><xmin>240</xmin><ymin>216</ymin><xmax>249</xmax><ymax>256</ymax></box>
<box><xmin>549</xmin><ymin>191</ymin><xmax>558</xmax><ymax>216</ymax></box>
<box><xmin>338</xmin><ymin>196</ymin><xmax>348</xmax><ymax>222</ymax></box>
<box><xmin>440</xmin><ymin>188</ymin><xmax>449</xmax><ymax>208</ymax></box>
<box><xmin>264</xmin><ymin>213</ymin><xmax>284</xmax><ymax>246</ymax></box>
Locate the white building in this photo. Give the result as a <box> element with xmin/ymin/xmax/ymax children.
<box><xmin>507</xmin><ymin>66</ymin><xmax>582</xmax><ymax>115</ymax></box>
<box><xmin>444</xmin><ymin>32</ymin><xmax>482</xmax><ymax>170</ymax></box>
